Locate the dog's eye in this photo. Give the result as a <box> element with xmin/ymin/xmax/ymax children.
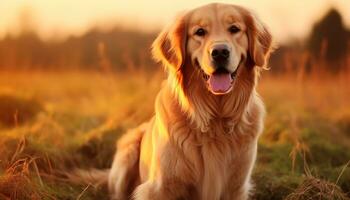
<box><xmin>194</xmin><ymin>28</ymin><xmax>206</xmax><ymax>37</ymax></box>
<box><xmin>228</xmin><ymin>25</ymin><xmax>240</xmax><ymax>34</ymax></box>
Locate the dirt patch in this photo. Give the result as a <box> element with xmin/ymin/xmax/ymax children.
<box><xmin>285</xmin><ymin>176</ymin><xmax>349</xmax><ymax>200</ymax></box>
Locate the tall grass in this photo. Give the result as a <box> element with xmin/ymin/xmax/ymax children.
<box><xmin>0</xmin><ymin>69</ymin><xmax>349</xmax><ymax>199</ymax></box>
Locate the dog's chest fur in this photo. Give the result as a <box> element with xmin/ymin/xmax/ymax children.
<box><xmin>170</xmin><ymin>117</ymin><xmax>258</xmax><ymax>200</ymax></box>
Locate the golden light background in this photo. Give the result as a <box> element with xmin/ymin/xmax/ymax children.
<box><xmin>0</xmin><ymin>1</ymin><xmax>350</xmax><ymax>199</ymax></box>
<box><xmin>1</xmin><ymin>0</ymin><xmax>350</xmax><ymax>42</ymax></box>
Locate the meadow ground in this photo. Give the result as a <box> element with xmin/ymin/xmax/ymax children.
<box><xmin>0</xmin><ymin>70</ymin><xmax>349</xmax><ymax>200</ymax></box>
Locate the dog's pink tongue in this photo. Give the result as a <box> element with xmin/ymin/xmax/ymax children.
<box><xmin>208</xmin><ymin>73</ymin><xmax>232</xmax><ymax>93</ymax></box>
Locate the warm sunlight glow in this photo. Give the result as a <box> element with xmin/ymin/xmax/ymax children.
<box><xmin>0</xmin><ymin>1</ymin><xmax>349</xmax><ymax>199</ymax></box>
<box><xmin>1</xmin><ymin>0</ymin><xmax>350</xmax><ymax>42</ymax></box>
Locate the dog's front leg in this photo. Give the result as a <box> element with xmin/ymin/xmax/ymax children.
<box><xmin>132</xmin><ymin>181</ymin><xmax>174</xmax><ymax>200</ymax></box>
<box><xmin>133</xmin><ymin>179</ymin><xmax>195</xmax><ymax>200</ymax></box>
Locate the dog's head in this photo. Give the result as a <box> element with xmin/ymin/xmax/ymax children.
<box><xmin>152</xmin><ymin>3</ymin><xmax>272</xmax><ymax>96</ymax></box>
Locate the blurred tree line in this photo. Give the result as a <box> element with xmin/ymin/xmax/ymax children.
<box><xmin>0</xmin><ymin>6</ymin><xmax>156</xmax><ymax>71</ymax></box>
<box><xmin>0</xmin><ymin>8</ymin><xmax>349</xmax><ymax>73</ymax></box>
<box><xmin>0</xmin><ymin>28</ymin><xmax>155</xmax><ymax>71</ymax></box>
<box><xmin>270</xmin><ymin>8</ymin><xmax>350</xmax><ymax>74</ymax></box>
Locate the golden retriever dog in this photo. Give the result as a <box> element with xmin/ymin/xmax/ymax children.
<box><xmin>108</xmin><ymin>3</ymin><xmax>272</xmax><ymax>200</ymax></box>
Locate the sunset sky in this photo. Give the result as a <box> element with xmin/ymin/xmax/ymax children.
<box><xmin>1</xmin><ymin>0</ymin><xmax>350</xmax><ymax>43</ymax></box>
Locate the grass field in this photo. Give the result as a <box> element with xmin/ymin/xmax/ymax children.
<box><xmin>0</xmin><ymin>70</ymin><xmax>349</xmax><ymax>199</ymax></box>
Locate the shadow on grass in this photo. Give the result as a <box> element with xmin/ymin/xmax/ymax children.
<box><xmin>0</xmin><ymin>95</ymin><xmax>43</xmax><ymax>128</ymax></box>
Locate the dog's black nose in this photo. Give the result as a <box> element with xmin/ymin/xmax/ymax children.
<box><xmin>210</xmin><ymin>44</ymin><xmax>230</xmax><ymax>65</ymax></box>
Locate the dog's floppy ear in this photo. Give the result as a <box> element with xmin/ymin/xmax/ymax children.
<box><xmin>152</xmin><ymin>15</ymin><xmax>187</xmax><ymax>72</ymax></box>
<box><xmin>245</xmin><ymin>12</ymin><xmax>272</xmax><ymax>67</ymax></box>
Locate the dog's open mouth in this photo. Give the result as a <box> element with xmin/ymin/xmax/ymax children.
<box><xmin>196</xmin><ymin>61</ymin><xmax>239</xmax><ymax>95</ymax></box>
<box><xmin>206</xmin><ymin>69</ymin><xmax>236</xmax><ymax>95</ymax></box>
